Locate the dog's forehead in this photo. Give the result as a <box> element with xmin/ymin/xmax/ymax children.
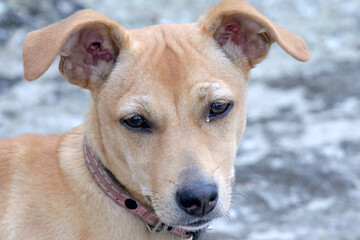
<box><xmin>110</xmin><ymin>24</ymin><xmax>245</xmax><ymax>91</ymax></box>
<box><xmin>128</xmin><ymin>23</ymin><xmax>201</xmax><ymax>56</ymax></box>
<box><xmin>102</xmin><ymin>23</ymin><xmax>248</xmax><ymax>114</ymax></box>
<box><xmin>126</xmin><ymin>23</ymin><xmax>210</xmax><ymax>86</ymax></box>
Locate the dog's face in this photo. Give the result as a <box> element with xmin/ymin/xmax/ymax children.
<box><xmin>96</xmin><ymin>24</ymin><xmax>248</xmax><ymax>227</ymax></box>
<box><xmin>23</xmin><ymin>0</ymin><xmax>309</xmax><ymax>230</ymax></box>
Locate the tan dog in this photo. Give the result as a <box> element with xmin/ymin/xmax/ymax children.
<box><xmin>0</xmin><ymin>0</ymin><xmax>309</xmax><ymax>239</ymax></box>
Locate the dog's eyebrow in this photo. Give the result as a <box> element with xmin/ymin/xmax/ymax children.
<box><xmin>195</xmin><ymin>82</ymin><xmax>233</xmax><ymax>101</ymax></box>
<box><xmin>120</xmin><ymin>96</ymin><xmax>151</xmax><ymax>114</ymax></box>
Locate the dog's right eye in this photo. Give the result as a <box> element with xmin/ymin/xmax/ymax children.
<box><xmin>121</xmin><ymin>115</ymin><xmax>151</xmax><ymax>132</ymax></box>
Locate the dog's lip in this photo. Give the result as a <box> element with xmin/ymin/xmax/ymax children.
<box><xmin>177</xmin><ymin>219</ymin><xmax>212</xmax><ymax>231</ymax></box>
<box><xmin>187</xmin><ymin>219</ymin><xmax>211</xmax><ymax>226</ymax></box>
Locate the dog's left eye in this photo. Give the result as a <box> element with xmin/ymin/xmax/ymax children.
<box><xmin>207</xmin><ymin>100</ymin><xmax>233</xmax><ymax>122</ymax></box>
<box><xmin>121</xmin><ymin>115</ymin><xmax>151</xmax><ymax>131</ymax></box>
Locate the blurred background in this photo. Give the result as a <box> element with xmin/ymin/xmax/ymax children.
<box><xmin>0</xmin><ymin>0</ymin><xmax>359</xmax><ymax>239</ymax></box>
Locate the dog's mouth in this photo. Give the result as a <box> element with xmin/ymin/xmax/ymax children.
<box><xmin>177</xmin><ymin>219</ymin><xmax>212</xmax><ymax>231</ymax></box>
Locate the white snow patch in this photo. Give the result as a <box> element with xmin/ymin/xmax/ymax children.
<box><xmin>247</xmin><ymin>83</ymin><xmax>307</xmax><ymax>119</ymax></box>
<box><xmin>306</xmin><ymin>198</ymin><xmax>335</xmax><ymax>211</ymax></box>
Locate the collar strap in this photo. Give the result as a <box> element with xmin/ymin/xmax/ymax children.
<box><xmin>83</xmin><ymin>137</ymin><xmax>192</xmax><ymax>239</ymax></box>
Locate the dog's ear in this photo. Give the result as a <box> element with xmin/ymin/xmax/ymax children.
<box><xmin>23</xmin><ymin>9</ymin><xmax>128</xmax><ymax>89</ymax></box>
<box><xmin>199</xmin><ymin>0</ymin><xmax>310</xmax><ymax>67</ymax></box>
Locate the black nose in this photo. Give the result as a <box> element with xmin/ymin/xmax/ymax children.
<box><xmin>176</xmin><ymin>180</ymin><xmax>218</xmax><ymax>217</ymax></box>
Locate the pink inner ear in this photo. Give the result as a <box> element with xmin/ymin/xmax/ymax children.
<box><xmin>87</xmin><ymin>41</ymin><xmax>113</xmax><ymax>64</ymax></box>
<box><xmin>215</xmin><ymin>18</ymin><xmax>270</xmax><ymax>61</ymax></box>
<box><xmin>217</xmin><ymin>20</ymin><xmax>247</xmax><ymax>46</ymax></box>
<box><xmin>80</xmin><ymin>29</ymin><xmax>113</xmax><ymax>65</ymax></box>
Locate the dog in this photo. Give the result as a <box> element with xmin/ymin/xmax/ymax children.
<box><xmin>0</xmin><ymin>0</ymin><xmax>309</xmax><ymax>239</ymax></box>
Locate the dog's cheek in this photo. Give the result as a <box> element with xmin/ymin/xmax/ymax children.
<box><xmin>213</xmin><ymin>152</ymin><xmax>236</xmax><ymax>212</ymax></box>
<box><xmin>123</xmin><ymin>154</ymin><xmax>153</xmax><ymax>193</ymax></box>
<box><xmin>217</xmin><ymin>174</ymin><xmax>233</xmax><ymax>213</ymax></box>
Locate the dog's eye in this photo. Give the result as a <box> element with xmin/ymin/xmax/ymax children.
<box><xmin>121</xmin><ymin>115</ymin><xmax>150</xmax><ymax>131</ymax></box>
<box><xmin>207</xmin><ymin>101</ymin><xmax>233</xmax><ymax>122</ymax></box>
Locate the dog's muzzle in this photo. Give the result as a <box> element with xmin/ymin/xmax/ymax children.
<box><xmin>83</xmin><ymin>137</ymin><xmax>212</xmax><ymax>239</ymax></box>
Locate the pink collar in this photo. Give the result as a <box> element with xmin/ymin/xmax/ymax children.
<box><xmin>83</xmin><ymin>137</ymin><xmax>192</xmax><ymax>239</ymax></box>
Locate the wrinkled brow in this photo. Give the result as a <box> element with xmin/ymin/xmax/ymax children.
<box><xmin>195</xmin><ymin>81</ymin><xmax>233</xmax><ymax>101</ymax></box>
<box><xmin>119</xmin><ymin>96</ymin><xmax>152</xmax><ymax>115</ymax></box>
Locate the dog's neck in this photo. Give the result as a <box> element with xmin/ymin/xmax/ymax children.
<box><xmin>83</xmin><ymin>137</ymin><xmax>195</xmax><ymax>239</ymax></box>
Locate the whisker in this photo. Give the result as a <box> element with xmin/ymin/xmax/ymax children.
<box><xmin>211</xmin><ymin>158</ymin><xmax>227</xmax><ymax>174</ymax></box>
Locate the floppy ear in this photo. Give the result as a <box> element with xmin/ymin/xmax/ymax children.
<box><xmin>23</xmin><ymin>9</ymin><xmax>128</xmax><ymax>89</ymax></box>
<box><xmin>199</xmin><ymin>0</ymin><xmax>310</xmax><ymax>67</ymax></box>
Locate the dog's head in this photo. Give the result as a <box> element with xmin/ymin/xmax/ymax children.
<box><xmin>23</xmin><ymin>0</ymin><xmax>309</xmax><ymax>231</ymax></box>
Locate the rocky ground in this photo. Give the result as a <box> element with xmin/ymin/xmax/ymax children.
<box><xmin>1</xmin><ymin>0</ymin><xmax>359</xmax><ymax>239</ymax></box>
